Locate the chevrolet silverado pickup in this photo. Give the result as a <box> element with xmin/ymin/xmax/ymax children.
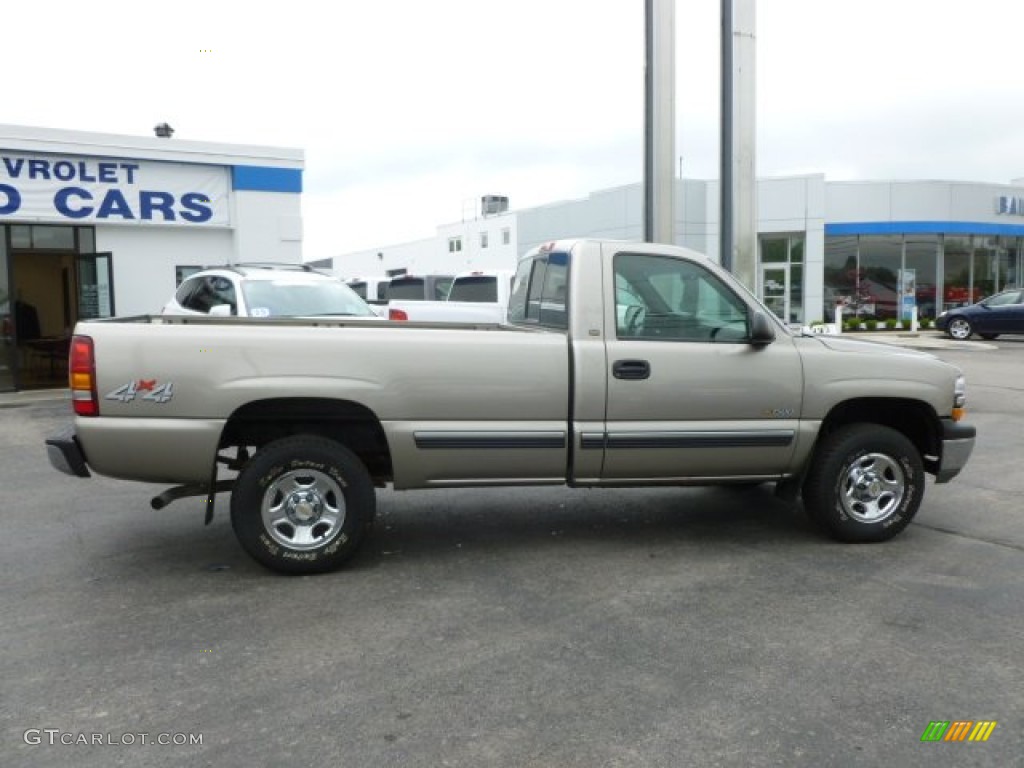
<box><xmin>46</xmin><ymin>239</ymin><xmax>976</xmax><ymax>574</ymax></box>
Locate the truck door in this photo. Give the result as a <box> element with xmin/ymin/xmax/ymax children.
<box><xmin>597</xmin><ymin>248</ymin><xmax>803</xmax><ymax>481</ymax></box>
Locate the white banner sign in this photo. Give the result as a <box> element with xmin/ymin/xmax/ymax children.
<box><xmin>0</xmin><ymin>152</ymin><xmax>229</xmax><ymax>226</ymax></box>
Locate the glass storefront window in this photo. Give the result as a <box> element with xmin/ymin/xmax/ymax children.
<box><xmin>904</xmin><ymin>235</ymin><xmax>938</xmax><ymax>320</ymax></box>
<box><xmin>824</xmin><ymin>236</ymin><xmax>859</xmax><ymax>318</ymax></box>
<box><xmin>0</xmin><ymin>227</ymin><xmax>12</xmax><ymax>391</ymax></box>
<box><xmin>858</xmin><ymin>235</ymin><xmax>902</xmax><ymax>319</ymax></box>
<box><xmin>761</xmin><ymin>239</ymin><xmax>787</xmax><ymax>263</ymax></box>
<box><xmin>78</xmin><ymin>228</ymin><xmax>95</xmax><ymax>254</ymax></box>
<box><xmin>10</xmin><ymin>226</ymin><xmax>31</xmax><ymax>249</ymax></box>
<box><xmin>942</xmin><ymin>236</ymin><xmax>972</xmax><ymax>310</ymax></box>
<box><xmin>972</xmin><ymin>235</ymin><xmax>1001</xmax><ymax>300</ymax></box>
<box><xmin>789</xmin><ymin>263</ymin><xmax>803</xmax><ymax>324</ymax></box>
<box><xmin>1003</xmin><ymin>236</ymin><xmax>1021</xmax><ymax>288</ymax></box>
<box><xmin>31</xmin><ymin>226</ymin><xmax>75</xmax><ymax>250</ymax></box>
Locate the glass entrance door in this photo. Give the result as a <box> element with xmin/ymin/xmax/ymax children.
<box><xmin>761</xmin><ymin>265</ymin><xmax>790</xmax><ymax>323</ymax></box>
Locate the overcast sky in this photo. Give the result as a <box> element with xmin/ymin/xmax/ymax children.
<box><xmin>6</xmin><ymin>1</ymin><xmax>1024</xmax><ymax>259</ymax></box>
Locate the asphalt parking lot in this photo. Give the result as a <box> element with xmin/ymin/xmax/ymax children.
<box><xmin>2</xmin><ymin>335</ymin><xmax>1022</xmax><ymax>767</ymax></box>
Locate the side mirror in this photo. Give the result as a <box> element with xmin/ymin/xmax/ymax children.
<box><xmin>749</xmin><ymin>311</ymin><xmax>776</xmax><ymax>346</ymax></box>
<box><xmin>208</xmin><ymin>304</ymin><xmax>233</xmax><ymax>317</ymax></box>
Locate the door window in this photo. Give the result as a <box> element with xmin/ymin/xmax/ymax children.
<box><xmin>614</xmin><ymin>253</ymin><xmax>749</xmax><ymax>342</ymax></box>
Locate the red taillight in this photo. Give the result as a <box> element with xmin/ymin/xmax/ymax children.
<box><xmin>388</xmin><ymin>308</ymin><xmax>408</xmax><ymax>321</ymax></box>
<box><xmin>69</xmin><ymin>335</ymin><xmax>99</xmax><ymax>417</ymax></box>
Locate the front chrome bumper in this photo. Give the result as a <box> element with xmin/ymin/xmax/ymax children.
<box><xmin>935</xmin><ymin>419</ymin><xmax>976</xmax><ymax>484</ymax></box>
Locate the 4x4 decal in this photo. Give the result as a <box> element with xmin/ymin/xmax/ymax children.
<box><xmin>105</xmin><ymin>380</ymin><xmax>175</xmax><ymax>404</ymax></box>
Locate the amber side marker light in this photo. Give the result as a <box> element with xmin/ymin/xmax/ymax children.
<box><xmin>69</xmin><ymin>335</ymin><xmax>99</xmax><ymax>416</ymax></box>
<box><xmin>952</xmin><ymin>376</ymin><xmax>967</xmax><ymax>422</ymax></box>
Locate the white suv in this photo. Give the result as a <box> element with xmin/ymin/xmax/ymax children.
<box><xmin>163</xmin><ymin>263</ymin><xmax>380</xmax><ymax>319</ymax></box>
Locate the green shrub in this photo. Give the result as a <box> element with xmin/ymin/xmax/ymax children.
<box><xmin>884</xmin><ymin>318</ymin><xmax>897</xmax><ymax>329</ymax></box>
<box><xmin>865</xmin><ymin>319</ymin><xmax>878</xmax><ymax>331</ymax></box>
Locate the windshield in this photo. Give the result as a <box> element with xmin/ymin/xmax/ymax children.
<box><xmin>241</xmin><ymin>279</ymin><xmax>377</xmax><ymax>317</ymax></box>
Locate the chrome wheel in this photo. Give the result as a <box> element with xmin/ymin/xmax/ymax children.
<box><xmin>839</xmin><ymin>452</ymin><xmax>905</xmax><ymax>524</ymax></box>
<box><xmin>947</xmin><ymin>317</ymin><xmax>972</xmax><ymax>340</ymax></box>
<box><xmin>261</xmin><ymin>468</ymin><xmax>346</xmax><ymax>551</ymax></box>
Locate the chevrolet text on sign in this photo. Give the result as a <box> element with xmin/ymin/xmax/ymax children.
<box><xmin>0</xmin><ymin>153</ymin><xmax>229</xmax><ymax>226</ymax></box>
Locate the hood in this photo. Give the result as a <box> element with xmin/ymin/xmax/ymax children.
<box><xmin>809</xmin><ymin>335</ymin><xmax>936</xmax><ymax>359</ymax></box>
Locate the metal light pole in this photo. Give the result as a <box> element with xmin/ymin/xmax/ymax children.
<box><xmin>721</xmin><ymin>0</ymin><xmax>757</xmax><ymax>289</ymax></box>
<box><xmin>644</xmin><ymin>0</ymin><xmax>675</xmax><ymax>245</ymax></box>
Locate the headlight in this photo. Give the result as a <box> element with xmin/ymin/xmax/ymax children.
<box><xmin>953</xmin><ymin>374</ymin><xmax>967</xmax><ymax>421</ymax></box>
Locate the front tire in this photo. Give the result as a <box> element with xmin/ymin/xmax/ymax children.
<box><xmin>803</xmin><ymin>424</ymin><xmax>924</xmax><ymax>543</ymax></box>
<box><xmin>231</xmin><ymin>435</ymin><xmax>375</xmax><ymax>574</ymax></box>
<box><xmin>946</xmin><ymin>316</ymin><xmax>973</xmax><ymax>340</ymax></box>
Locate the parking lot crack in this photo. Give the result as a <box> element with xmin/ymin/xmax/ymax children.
<box><xmin>913</xmin><ymin>522</ymin><xmax>1024</xmax><ymax>553</ymax></box>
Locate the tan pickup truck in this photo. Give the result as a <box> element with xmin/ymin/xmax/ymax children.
<box><xmin>47</xmin><ymin>239</ymin><xmax>976</xmax><ymax>574</ymax></box>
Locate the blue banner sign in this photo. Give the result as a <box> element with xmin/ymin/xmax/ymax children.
<box><xmin>0</xmin><ymin>153</ymin><xmax>229</xmax><ymax>226</ymax></box>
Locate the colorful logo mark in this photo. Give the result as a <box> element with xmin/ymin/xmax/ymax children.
<box><xmin>920</xmin><ymin>720</ymin><xmax>997</xmax><ymax>743</ymax></box>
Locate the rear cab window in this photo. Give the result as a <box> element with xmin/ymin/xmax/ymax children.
<box><xmin>388</xmin><ymin>278</ymin><xmax>426</xmax><ymax>301</ymax></box>
<box><xmin>448</xmin><ymin>276</ymin><xmax>498</xmax><ymax>303</ymax></box>
<box><xmin>507</xmin><ymin>250</ymin><xmax>569</xmax><ymax>330</ymax></box>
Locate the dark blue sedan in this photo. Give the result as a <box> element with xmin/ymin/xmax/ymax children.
<box><xmin>936</xmin><ymin>288</ymin><xmax>1024</xmax><ymax>340</ymax></box>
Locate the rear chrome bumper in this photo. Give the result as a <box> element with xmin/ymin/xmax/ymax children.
<box><xmin>935</xmin><ymin>419</ymin><xmax>976</xmax><ymax>484</ymax></box>
<box><xmin>45</xmin><ymin>425</ymin><xmax>91</xmax><ymax>478</ymax></box>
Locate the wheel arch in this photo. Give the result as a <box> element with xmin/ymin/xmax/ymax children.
<box><xmin>816</xmin><ymin>397</ymin><xmax>943</xmax><ymax>476</ymax></box>
<box><xmin>220</xmin><ymin>397</ymin><xmax>393</xmax><ymax>483</ymax></box>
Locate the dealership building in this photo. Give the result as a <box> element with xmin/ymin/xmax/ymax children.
<box><xmin>335</xmin><ymin>175</ymin><xmax>1024</xmax><ymax>327</ymax></box>
<box><xmin>0</xmin><ymin>124</ymin><xmax>303</xmax><ymax>391</ymax></box>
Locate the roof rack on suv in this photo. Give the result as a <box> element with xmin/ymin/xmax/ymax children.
<box><xmin>205</xmin><ymin>262</ymin><xmax>325</xmax><ymax>275</ymax></box>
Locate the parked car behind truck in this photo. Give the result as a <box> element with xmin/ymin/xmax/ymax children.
<box><xmin>48</xmin><ymin>239</ymin><xmax>975</xmax><ymax>574</ymax></box>
<box><xmin>164</xmin><ymin>263</ymin><xmax>378</xmax><ymax>319</ymax></box>
<box><xmin>386</xmin><ymin>273</ymin><xmax>454</xmax><ymax>302</ymax></box>
<box><xmin>388</xmin><ymin>270</ymin><xmax>514</xmax><ymax>322</ymax></box>
<box><xmin>936</xmin><ymin>288</ymin><xmax>1024</xmax><ymax>340</ymax></box>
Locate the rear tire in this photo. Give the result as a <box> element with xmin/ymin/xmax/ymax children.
<box><xmin>231</xmin><ymin>435</ymin><xmax>375</xmax><ymax>574</ymax></box>
<box><xmin>803</xmin><ymin>424</ymin><xmax>924</xmax><ymax>543</ymax></box>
